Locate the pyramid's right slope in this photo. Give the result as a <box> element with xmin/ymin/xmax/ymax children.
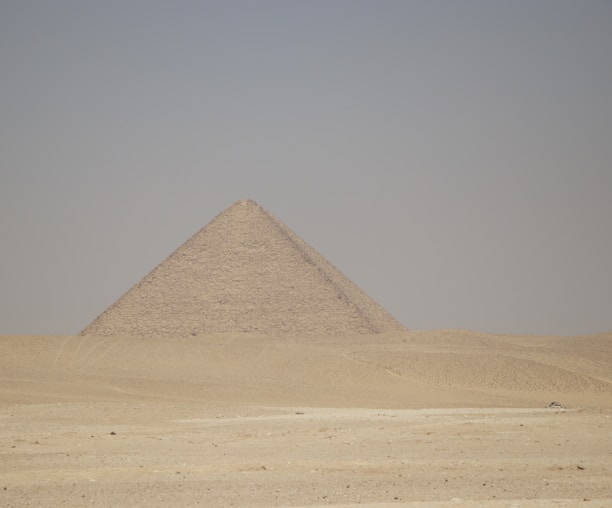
<box><xmin>81</xmin><ymin>200</ymin><xmax>406</xmax><ymax>337</ymax></box>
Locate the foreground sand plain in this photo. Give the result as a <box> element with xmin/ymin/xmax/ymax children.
<box><xmin>1</xmin><ymin>330</ymin><xmax>611</xmax><ymax>506</ymax></box>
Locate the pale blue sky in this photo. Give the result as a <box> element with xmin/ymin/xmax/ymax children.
<box><xmin>1</xmin><ymin>1</ymin><xmax>611</xmax><ymax>335</ymax></box>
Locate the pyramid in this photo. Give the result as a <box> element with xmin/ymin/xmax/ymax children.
<box><xmin>81</xmin><ymin>200</ymin><xmax>406</xmax><ymax>337</ymax></box>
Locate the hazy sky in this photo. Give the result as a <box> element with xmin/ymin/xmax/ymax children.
<box><xmin>1</xmin><ymin>1</ymin><xmax>611</xmax><ymax>336</ymax></box>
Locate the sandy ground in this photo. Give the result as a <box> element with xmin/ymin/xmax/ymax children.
<box><xmin>1</xmin><ymin>330</ymin><xmax>611</xmax><ymax>506</ymax></box>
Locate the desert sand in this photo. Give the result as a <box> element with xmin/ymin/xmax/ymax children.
<box><xmin>2</xmin><ymin>330</ymin><xmax>611</xmax><ymax>507</ymax></box>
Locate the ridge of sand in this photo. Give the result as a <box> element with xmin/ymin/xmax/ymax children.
<box><xmin>2</xmin><ymin>330</ymin><xmax>611</xmax><ymax>408</ymax></box>
<box><xmin>80</xmin><ymin>200</ymin><xmax>405</xmax><ymax>337</ymax></box>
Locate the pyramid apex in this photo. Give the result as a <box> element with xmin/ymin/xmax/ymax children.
<box><xmin>233</xmin><ymin>199</ymin><xmax>260</xmax><ymax>207</ymax></box>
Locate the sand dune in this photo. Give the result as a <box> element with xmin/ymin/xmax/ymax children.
<box><xmin>1</xmin><ymin>330</ymin><xmax>611</xmax><ymax>507</ymax></box>
<box><xmin>2</xmin><ymin>330</ymin><xmax>611</xmax><ymax>408</ymax></box>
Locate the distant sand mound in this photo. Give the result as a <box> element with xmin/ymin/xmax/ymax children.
<box><xmin>2</xmin><ymin>331</ymin><xmax>611</xmax><ymax>408</ymax></box>
<box><xmin>81</xmin><ymin>200</ymin><xmax>405</xmax><ymax>337</ymax></box>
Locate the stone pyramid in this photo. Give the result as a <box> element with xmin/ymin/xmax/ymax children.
<box><xmin>81</xmin><ymin>200</ymin><xmax>406</xmax><ymax>337</ymax></box>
